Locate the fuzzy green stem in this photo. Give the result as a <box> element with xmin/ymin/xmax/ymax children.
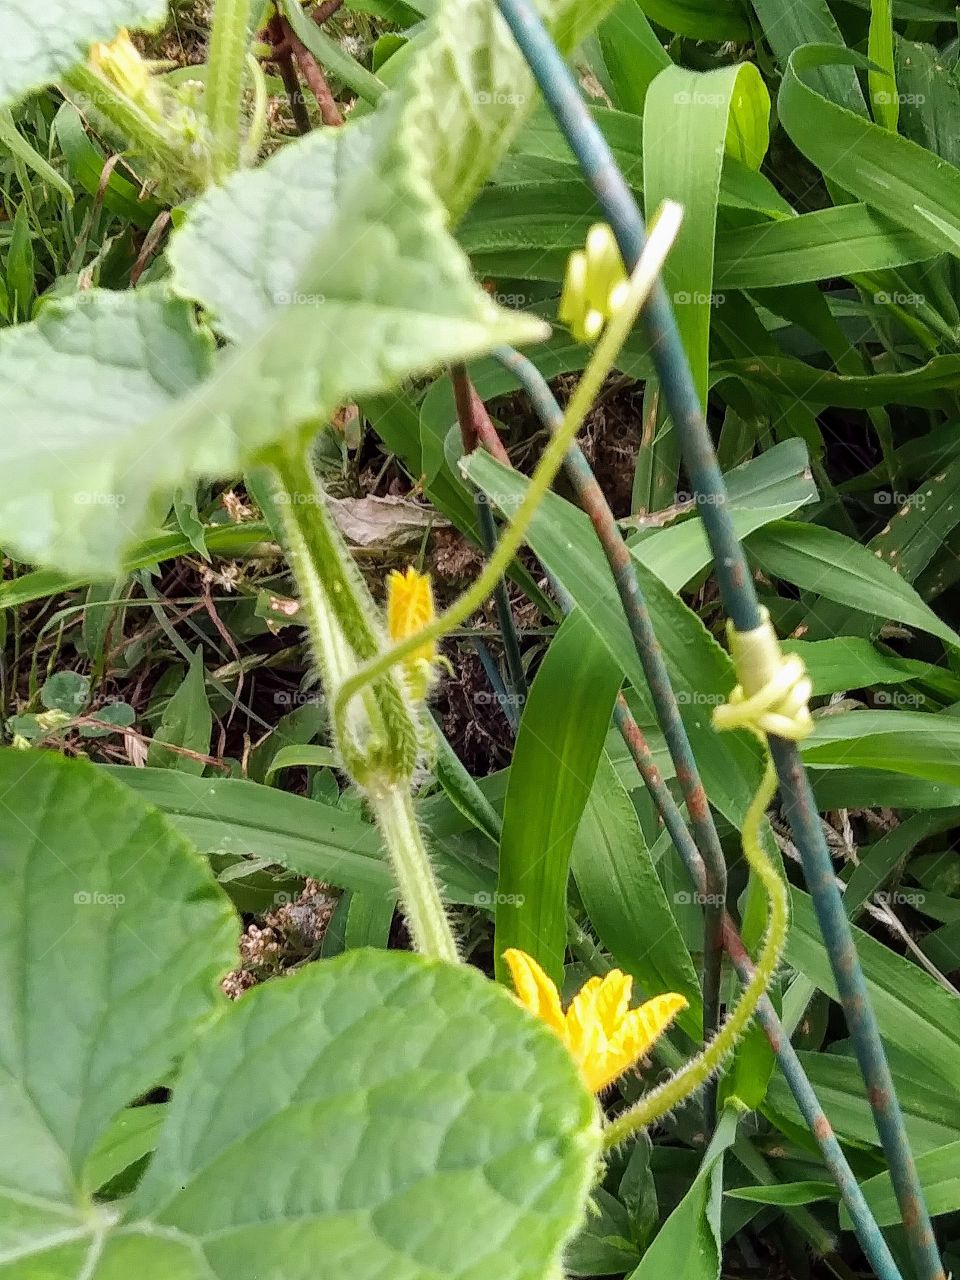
<box><xmin>334</xmin><ymin>202</ymin><xmax>683</xmax><ymax>738</ymax></box>
<box><xmin>374</xmin><ymin>787</ymin><xmax>459</xmax><ymax>962</ymax></box>
<box><xmin>602</xmin><ymin>757</ymin><xmax>787</xmax><ymax>1149</ymax></box>
<box><xmin>62</xmin><ymin>65</ymin><xmax>185</xmax><ymax>173</ymax></box>
<box><xmin>207</xmin><ymin>0</ymin><xmax>253</xmax><ymax>177</ymax></box>
<box><xmin>270</xmin><ymin>444</ymin><xmax>419</xmax><ymax>784</ymax></box>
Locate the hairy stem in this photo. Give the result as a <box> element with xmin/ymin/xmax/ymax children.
<box><xmin>373</xmin><ymin>787</ymin><xmax>459</xmax><ymax>962</ymax></box>
<box><xmin>207</xmin><ymin>0</ymin><xmax>253</xmax><ymax>177</ymax></box>
<box><xmin>602</xmin><ymin>758</ymin><xmax>787</xmax><ymax>1149</ymax></box>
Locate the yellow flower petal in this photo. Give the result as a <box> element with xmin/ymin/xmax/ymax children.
<box><xmin>595</xmin><ymin>992</ymin><xmax>689</xmax><ymax>1092</ymax></box>
<box><xmin>386</xmin><ymin>566</ymin><xmax>437</xmax><ymax>664</ymax></box>
<box><xmin>504</xmin><ymin>949</ymin><xmax>687</xmax><ymax>1096</ymax></box>
<box><xmin>502</xmin><ymin>948</ymin><xmax>565</xmax><ymax>1036</ymax></box>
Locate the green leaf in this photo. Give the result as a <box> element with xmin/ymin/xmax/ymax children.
<box><xmin>801</xmin><ymin>710</ymin><xmax>960</xmax><ymax>788</ymax></box>
<box><xmin>747</xmin><ymin>521</ymin><xmax>960</xmax><ymax>648</ymax></box>
<box><xmin>637</xmin><ymin>0</ymin><xmax>750</xmax><ymax>40</ymax></box>
<box><xmin>0</xmin><ymin>748</ymin><xmax>235</xmax><ymax>1216</ymax></box>
<box><xmin>572</xmin><ymin>753</ymin><xmax>703</xmax><ymax>1038</ymax></box>
<box><xmin>868</xmin><ymin>0</ymin><xmax>898</xmax><ymax>130</ymax></box>
<box><xmin>869</xmin><ymin>456</ymin><xmax>960</xmax><ymax>583</ymax></box>
<box><xmin>0</xmin><ymin>0</ymin><xmax>168</xmax><ymax>109</ymax></box>
<box><xmin>147</xmin><ymin>647</ymin><xmax>212</xmax><ymax>775</ymax></box>
<box><xmin>786</xmin><ymin>887</ymin><xmax>960</xmax><ymax>1090</ymax></box>
<box><xmin>86</xmin><ymin>1105</ymin><xmax>167</xmax><ymax>1194</ymax></box>
<box><xmin>126</xmin><ymin>949</ymin><xmax>598</xmax><ymax>1280</ymax></box>
<box><xmin>847</xmin><ymin>1140</ymin><xmax>960</xmax><ymax>1227</ymax></box>
<box><xmin>628</xmin><ymin>1108</ymin><xmax>739</xmax><ymax>1280</ymax></box>
<box><xmin>0</xmin><ymin>0</ymin><xmax>637</xmax><ymax>577</ymax></box>
<box><xmin>782</xmin><ymin>638</ymin><xmax>931</xmax><ymax>698</ymax></box>
<box><xmin>779</xmin><ymin>44</ymin><xmax>960</xmax><ymax>259</ymax></box>
<box><xmin>0</xmin><ymin>748</ymin><xmax>599</xmax><ymax>1278</ymax></box>
<box><xmin>0</xmin><ymin>288</ymin><xmax>215</xmax><ymax>576</ymax></box>
<box><xmin>765</xmin><ymin>1050</ymin><xmax>960</xmax><ymax>1155</ymax></box>
<box><xmin>597</xmin><ymin>0</ymin><xmax>669</xmax><ymax>115</ymax></box>
<box><xmin>724</xmin><ymin>63</ymin><xmax>771</xmax><ymax>171</ymax></box>
<box><xmin>41</xmin><ymin>670</ymin><xmax>90</xmax><ymax>714</ymax></box>
<box><xmin>748</xmin><ymin>0</ymin><xmax>865</xmax><ymax>112</ymax></box>
<box><xmin>495</xmin><ymin>611</ymin><xmax>622</xmax><ymax>985</ymax></box>
<box><xmin>106</xmin><ymin>765</ymin><xmax>496</xmax><ymax>904</ymax></box>
<box><xmin>726</xmin><ymin>1182</ymin><xmax>838</xmax><ymax>1207</ymax></box>
<box><xmin>0</xmin><ymin>108</ymin><xmax>73</xmax><ymax>203</ymax></box>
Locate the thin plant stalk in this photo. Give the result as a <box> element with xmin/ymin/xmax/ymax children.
<box><xmin>451</xmin><ymin>365</ymin><xmax>528</xmax><ymax>709</ymax></box>
<box><xmin>490</xmin><ymin>3</ymin><xmax>942</xmax><ymax>1275</ymax></box>
<box><xmin>207</xmin><ymin>0</ymin><xmax>253</xmax><ymax>177</ymax></box>
<box><xmin>496</xmin><ymin>345</ymin><xmax>726</xmax><ymax>1127</ymax></box>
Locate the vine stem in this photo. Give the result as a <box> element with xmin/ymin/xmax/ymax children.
<box><xmin>602</xmin><ymin>758</ymin><xmax>786</xmax><ymax>1148</ymax></box>
<box><xmin>270</xmin><ymin>445</ymin><xmax>456</xmax><ymax>960</ymax></box>
<box><xmin>374</xmin><ymin>787</ymin><xmax>459</xmax><ymax>962</ymax></box>
<box><xmin>207</xmin><ymin>0</ymin><xmax>253</xmax><ymax>177</ymax></box>
<box><xmin>491</xmin><ymin>3</ymin><xmax>943</xmax><ymax>1276</ymax></box>
<box><xmin>333</xmin><ymin>202</ymin><xmax>683</xmax><ymax>737</ymax></box>
<box><xmin>495</xmin><ymin>344</ymin><xmax>725</xmax><ymax>1129</ymax></box>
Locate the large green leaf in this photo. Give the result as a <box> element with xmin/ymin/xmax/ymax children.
<box><xmin>1</xmin><ymin>754</ymin><xmax>599</xmax><ymax>1279</ymax></box>
<box><xmin>122</xmin><ymin>949</ymin><xmax>599</xmax><ymax>1280</ymax></box>
<box><xmin>0</xmin><ymin>0</ymin><xmax>167</xmax><ymax>109</ymax></box>
<box><xmin>3</xmin><ymin>0</ymin><xmax>642</xmax><ymax>578</ymax></box>
<box><xmin>495</xmin><ymin>611</ymin><xmax>622</xmax><ymax>985</ymax></box>
<box><xmin>748</xmin><ymin>0</ymin><xmax>864</xmax><ymax>111</ymax></box>
<box><xmin>0</xmin><ymin>749</ymin><xmax>236</xmax><ymax>1219</ymax></box>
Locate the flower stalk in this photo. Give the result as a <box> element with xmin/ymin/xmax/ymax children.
<box><xmin>207</xmin><ymin>0</ymin><xmax>253</xmax><ymax>177</ymax></box>
<box><xmin>269</xmin><ymin>442</ymin><xmax>457</xmax><ymax>962</ymax></box>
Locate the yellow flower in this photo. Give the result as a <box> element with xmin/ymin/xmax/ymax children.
<box><xmin>387</xmin><ymin>567</ymin><xmax>437</xmax><ymax>662</ymax></box>
<box><xmin>504</xmin><ymin>948</ymin><xmax>687</xmax><ymax>1094</ymax></box>
<box><xmin>386</xmin><ymin>566</ymin><xmax>438</xmax><ymax>700</ymax></box>
<box><xmin>88</xmin><ymin>29</ymin><xmax>153</xmax><ymax>102</ymax></box>
<box><xmin>558</xmin><ymin>223</ymin><xmax>630</xmax><ymax>345</ymax></box>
